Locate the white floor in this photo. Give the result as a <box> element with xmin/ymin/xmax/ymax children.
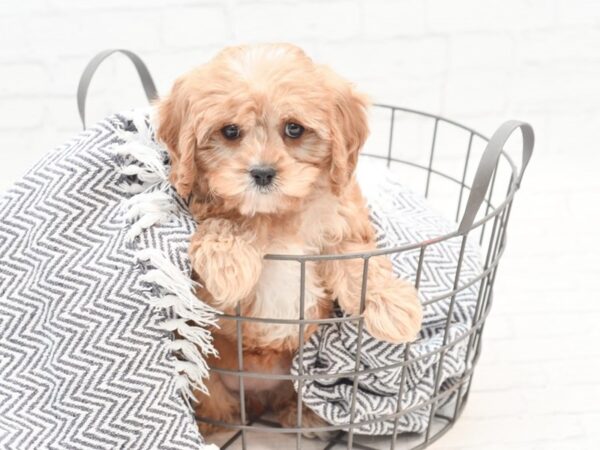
<box><xmin>441</xmin><ymin>151</ymin><xmax>600</xmax><ymax>450</ymax></box>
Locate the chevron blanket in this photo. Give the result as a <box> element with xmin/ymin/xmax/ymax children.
<box><xmin>0</xmin><ymin>109</ymin><xmax>480</xmax><ymax>448</ymax></box>
<box><xmin>0</xmin><ymin>111</ymin><xmax>216</xmax><ymax>449</ymax></box>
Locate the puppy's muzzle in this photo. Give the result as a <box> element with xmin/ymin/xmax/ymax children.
<box><xmin>250</xmin><ymin>166</ymin><xmax>276</xmax><ymax>187</ymax></box>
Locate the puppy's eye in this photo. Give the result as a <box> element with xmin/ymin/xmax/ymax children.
<box><xmin>284</xmin><ymin>122</ymin><xmax>304</xmax><ymax>139</ymax></box>
<box><xmin>221</xmin><ymin>124</ymin><xmax>241</xmax><ymax>140</ymax></box>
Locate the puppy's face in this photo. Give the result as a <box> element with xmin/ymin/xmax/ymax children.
<box><xmin>158</xmin><ymin>44</ymin><xmax>369</xmax><ymax>216</ymax></box>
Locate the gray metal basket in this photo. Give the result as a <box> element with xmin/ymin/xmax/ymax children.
<box><xmin>79</xmin><ymin>50</ymin><xmax>534</xmax><ymax>450</ymax></box>
<box><xmin>205</xmin><ymin>110</ymin><xmax>532</xmax><ymax>450</ymax></box>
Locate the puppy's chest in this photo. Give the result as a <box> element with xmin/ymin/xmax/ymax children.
<box><xmin>248</xmin><ymin>197</ymin><xmax>340</xmax><ymax>333</ymax></box>
<box><xmin>251</xmin><ymin>207</ymin><xmax>338</xmax><ymax>322</ymax></box>
<box><xmin>252</xmin><ymin>240</ymin><xmax>322</xmax><ymax>322</ymax></box>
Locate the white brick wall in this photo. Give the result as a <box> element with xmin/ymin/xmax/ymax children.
<box><xmin>0</xmin><ymin>0</ymin><xmax>600</xmax><ymax>167</ymax></box>
<box><xmin>1</xmin><ymin>0</ymin><xmax>599</xmax><ymax>178</ymax></box>
<box><xmin>1</xmin><ymin>1</ymin><xmax>599</xmax><ymax>449</ymax></box>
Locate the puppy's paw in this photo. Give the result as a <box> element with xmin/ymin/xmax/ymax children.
<box><xmin>364</xmin><ymin>277</ymin><xmax>422</xmax><ymax>344</ymax></box>
<box><xmin>190</xmin><ymin>219</ymin><xmax>262</xmax><ymax>306</ymax></box>
<box><xmin>278</xmin><ymin>401</ymin><xmax>334</xmax><ymax>441</ymax></box>
<box><xmin>195</xmin><ymin>389</ymin><xmax>240</xmax><ymax>437</ymax></box>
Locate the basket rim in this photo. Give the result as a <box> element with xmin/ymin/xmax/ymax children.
<box><xmin>264</xmin><ymin>104</ymin><xmax>519</xmax><ymax>262</ymax></box>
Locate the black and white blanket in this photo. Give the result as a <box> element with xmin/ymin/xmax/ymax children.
<box><xmin>0</xmin><ymin>111</ymin><xmax>215</xmax><ymax>449</ymax></box>
<box><xmin>0</xmin><ymin>110</ymin><xmax>480</xmax><ymax>448</ymax></box>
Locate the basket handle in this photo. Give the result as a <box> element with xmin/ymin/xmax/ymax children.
<box><xmin>458</xmin><ymin>120</ymin><xmax>534</xmax><ymax>234</ymax></box>
<box><xmin>77</xmin><ymin>49</ymin><xmax>158</xmax><ymax>129</ymax></box>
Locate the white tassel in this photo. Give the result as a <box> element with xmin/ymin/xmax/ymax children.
<box><xmin>119</xmin><ymin>164</ymin><xmax>164</xmax><ymax>184</ymax></box>
<box><xmin>114</xmin><ymin>141</ymin><xmax>168</xmax><ymax>181</ymax></box>
<box><xmin>174</xmin><ymin>360</ymin><xmax>211</xmax><ymax>395</ymax></box>
<box><xmin>150</xmin><ymin>294</ymin><xmax>219</xmax><ymax>327</ymax></box>
<box><xmin>175</xmin><ymin>374</ymin><xmax>199</xmax><ymax>401</ymax></box>
<box><xmin>168</xmin><ymin>340</ymin><xmax>211</xmax><ymax>374</ymax></box>
<box><xmin>121</xmin><ymin>183</ymin><xmax>149</xmax><ymax>194</ymax></box>
<box><xmin>147</xmin><ymin>294</ymin><xmax>178</xmax><ymax>309</ymax></box>
<box><xmin>161</xmin><ymin>318</ymin><xmax>218</xmax><ymax>357</ymax></box>
<box><xmin>135</xmin><ymin>245</ymin><xmax>218</xmax><ymax>398</ymax></box>
<box><xmin>125</xmin><ymin>190</ymin><xmax>174</xmax><ymax>217</ymax></box>
<box><xmin>137</xmin><ymin>249</ymin><xmax>203</xmax><ymax>307</ymax></box>
<box><xmin>109</xmin><ymin>117</ymin><xmax>218</xmax><ymax>402</ymax></box>
<box><xmin>124</xmin><ymin>190</ymin><xmax>175</xmax><ymax>241</ymax></box>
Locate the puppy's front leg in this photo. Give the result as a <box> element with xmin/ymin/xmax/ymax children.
<box><xmin>190</xmin><ymin>218</ymin><xmax>262</xmax><ymax>309</ymax></box>
<box><xmin>322</xmin><ymin>241</ymin><xmax>422</xmax><ymax>344</ymax></box>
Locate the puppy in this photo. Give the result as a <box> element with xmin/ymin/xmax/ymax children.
<box><xmin>156</xmin><ymin>43</ymin><xmax>422</xmax><ymax>436</ymax></box>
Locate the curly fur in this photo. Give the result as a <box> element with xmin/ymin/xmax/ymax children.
<box><xmin>156</xmin><ymin>43</ymin><xmax>423</xmax><ymax>436</ymax></box>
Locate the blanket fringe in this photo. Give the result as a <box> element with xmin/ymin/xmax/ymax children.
<box><xmin>110</xmin><ymin>113</ymin><xmax>218</xmax><ymax>400</ymax></box>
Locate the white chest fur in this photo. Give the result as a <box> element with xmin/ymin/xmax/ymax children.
<box><xmin>251</xmin><ymin>245</ymin><xmax>323</xmax><ymax>344</ymax></box>
<box><xmin>250</xmin><ymin>195</ymin><xmax>341</xmax><ymax>343</ymax></box>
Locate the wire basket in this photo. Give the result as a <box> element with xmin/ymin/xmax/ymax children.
<box><xmin>198</xmin><ymin>106</ymin><xmax>534</xmax><ymax>450</ymax></box>
<box><xmin>78</xmin><ymin>51</ymin><xmax>535</xmax><ymax>450</ymax></box>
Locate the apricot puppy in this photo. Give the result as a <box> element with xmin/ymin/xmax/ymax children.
<box><xmin>157</xmin><ymin>43</ymin><xmax>422</xmax><ymax>435</ymax></box>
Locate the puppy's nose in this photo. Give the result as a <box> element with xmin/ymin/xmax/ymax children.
<box><xmin>250</xmin><ymin>166</ymin><xmax>276</xmax><ymax>187</ymax></box>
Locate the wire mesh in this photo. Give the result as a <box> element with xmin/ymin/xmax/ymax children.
<box><xmin>195</xmin><ymin>105</ymin><xmax>528</xmax><ymax>449</ymax></box>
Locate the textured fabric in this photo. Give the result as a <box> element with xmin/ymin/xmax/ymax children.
<box><xmin>0</xmin><ymin>111</ymin><xmax>209</xmax><ymax>450</ymax></box>
<box><xmin>292</xmin><ymin>161</ymin><xmax>482</xmax><ymax>435</ymax></box>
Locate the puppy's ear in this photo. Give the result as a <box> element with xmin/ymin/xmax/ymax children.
<box><xmin>329</xmin><ymin>83</ymin><xmax>370</xmax><ymax>196</ymax></box>
<box><xmin>156</xmin><ymin>78</ymin><xmax>198</xmax><ymax>199</ymax></box>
